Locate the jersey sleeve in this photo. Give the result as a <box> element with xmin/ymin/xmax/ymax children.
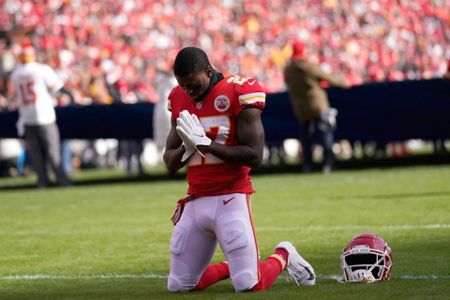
<box><xmin>232</xmin><ymin>77</ymin><xmax>266</xmax><ymax>115</ymax></box>
<box><xmin>167</xmin><ymin>87</ymin><xmax>180</xmax><ymax>119</ymax></box>
<box><xmin>43</xmin><ymin>64</ymin><xmax>64</xmax><ymax>93</ymax></box>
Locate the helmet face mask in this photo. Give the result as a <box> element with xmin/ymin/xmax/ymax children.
<box><xmin>340</xmin><ymin>233</ymin><xmax>393</xmax><ymax>283</ymax></box>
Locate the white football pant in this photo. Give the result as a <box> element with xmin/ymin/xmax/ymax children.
<box><xmin>168</xmin><ymin>193</ymin><xmax>259</xmax><ymax>292</ymax></box>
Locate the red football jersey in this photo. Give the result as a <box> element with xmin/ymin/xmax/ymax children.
<box><xmin>168</xmin><ymin>75</ymin><xmax>266</xmax><ymax>197</ymax></box>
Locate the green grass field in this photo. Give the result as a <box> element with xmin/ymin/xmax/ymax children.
<box><xmin>0</xmin><ymin>165</ymin><xmax>449</xmax><ymax>299</ymax></box>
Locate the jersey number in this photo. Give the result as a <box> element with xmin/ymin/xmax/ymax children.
<box><xmin>227</xmin><ymin>76</ymin><xmax>248</xmax><ymax>85</ymax></box>
<box><xmin>188</xmin><ymin>115</ymin><xmax>231</xmax><ymax>166</ymax></box>
<box><xmin>19</xmin><ymin>80</ymin><xmax>36</xmax><ymax>105</ymax></box>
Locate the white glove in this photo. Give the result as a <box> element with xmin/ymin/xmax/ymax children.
<box><xmin>176</xmin><ymin>110</ymin><xmax>211</xmax><ymax>159</ymax></box>
<box><xmin>177</xmin><ymin>110</ymin><xmax>212</xmax><ymax>147</ymax></box>
<box><xmin>180</xmin><ymin>141</ymin><xmax>196</xmax><ymax>163</ymax></box>
<box><xmin>176</xmin><ymin>115</ymin><xmax>199</xmax><ymax>163</ymax></box>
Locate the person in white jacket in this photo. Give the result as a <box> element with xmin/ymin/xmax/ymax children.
<box><xmin>10</xmin><ymin>41</ymin><xmax>70</xmax><ymax>188</ymax></box>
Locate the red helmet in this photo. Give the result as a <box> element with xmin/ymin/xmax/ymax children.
<box><xmin>340</xmin><ymin>233</ymin><xmax>393</xmax><ymax>283</ymax></box>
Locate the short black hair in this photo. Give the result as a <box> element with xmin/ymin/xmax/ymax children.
<box><xmin>173</xmin><ymin>47</ymin><xmax>211</xmax><ymax>76</ymax></box>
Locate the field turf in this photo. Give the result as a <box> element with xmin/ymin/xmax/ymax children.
<box><xmin>0</xmin><ymin>165</ymin><xmax>449</xmax><ymax>299</ymax></box>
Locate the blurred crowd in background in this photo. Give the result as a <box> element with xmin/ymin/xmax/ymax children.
<box><xmin>0</xmin><ymin>0</ymin><xmax>449</xmax><ymax>177</ymax></box>
<box><xmin>0</xmin><ymin>0</ymin><xmax>448</xmax><ymax>100</ymax></box>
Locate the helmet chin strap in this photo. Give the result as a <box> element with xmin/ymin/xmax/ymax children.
<box><xmin>348</xmin><ymin>269</ymin><xmax>376</xmax><ymax>283</ymax></box>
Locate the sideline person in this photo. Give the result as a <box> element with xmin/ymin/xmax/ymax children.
<box><xmin>10</xmin><ymin>41</ymin><xmax>71</xmax><ymax>188</ymax></box>
<box><xmin>284</xmin><ymin>40</ymin><xmax>349</xmax><ymax>173</ymax></box>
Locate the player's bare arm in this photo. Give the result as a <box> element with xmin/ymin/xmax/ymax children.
<box><xmin>197</xmin><ymin>107</ymin><xmax>264</xmax><ymax>168</ymax></box>
<box><xmin>163</xmin><ymin>118</ymin><xmax>187</xmax><ymax>172</ymax></box>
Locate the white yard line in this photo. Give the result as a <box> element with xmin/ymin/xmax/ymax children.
<box><xmin>0</xmin><ymin>274</ymin><xmax>167</xmax><ymax>280</ymax></box>
<box><xmin>2</xmin><ymin>224</ymin><xmax>448</xmax><ymax>282</ymax></box>
<box><xmin>2</xmin><ymin>224</ymin><xmax>448</xmax><ymax>236</ymax></box>
<box><xmin>1</xmin><ymin>273</ymin><xmax>449</xmax><ymax>281</ymax></box>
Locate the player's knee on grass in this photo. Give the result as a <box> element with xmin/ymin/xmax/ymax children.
<box><xmin>167</xmin><ymin>275</ymin><xmax>196</xmax><ymax>292</ymax></box>
<box><xmin>167</xmin><ymin>276</ymin><xmax>182</xmax><ymax>292</ymax></box>
<box><xmin>232</xmin><ymin>271</ymin><xmax>258</xmax><ymax>292</ymax></box>
<box><xmin>167</xmin><ymin>260</ymin><xmax>197</xmax><ymax>292</ymax></box>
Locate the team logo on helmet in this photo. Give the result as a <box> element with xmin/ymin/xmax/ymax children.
<box><xmin>214</xmin><ymin>95</ymin><xmax>230</xmax><ymax>112</ymax></box>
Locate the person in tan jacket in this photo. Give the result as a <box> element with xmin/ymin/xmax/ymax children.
<box><xmin>284</xmin><ymin>41</ymin><xmax>349</xmax><ymax>173</ymax></box>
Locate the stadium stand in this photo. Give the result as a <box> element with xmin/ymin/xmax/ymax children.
<box><xmin>0</xmin><ymin>0</ymin><xmax>449</xmax><ymax>175</ymax></box>
<box><xmin>0</xmin><ymin>0</ymin><xmax>448</xmax><ymax>98</ymax></box>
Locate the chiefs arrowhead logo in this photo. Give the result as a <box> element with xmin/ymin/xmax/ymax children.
<box><xmin>214</xmin><ymin>95</ymin><xmax>230</xmax><ymax>112</ymax></box>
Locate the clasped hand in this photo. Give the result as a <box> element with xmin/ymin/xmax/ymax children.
<box><xmin>176</xmin><ymin>110</ymin><xmax>211</xmax><ymax>162</ymax></box>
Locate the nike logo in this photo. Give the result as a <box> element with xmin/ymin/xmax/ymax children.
<box><xmin>193</xmin><ymin>133</ymin><xmax>204</xmax><ymax>137</ymax></box>
<box><xmin>248</xmin><ymin>80</ymin><xmax>256</xmax><ymax>85</ymax></box>
<box><xmin>299</xmin><ymin>263</ymin><xmax>315</xmax><ymax>281</ymax></box>
<box><xmin>223</xmin><ymin>197</ymin><xmax>235</xmax><ymax>205</ymax></box>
